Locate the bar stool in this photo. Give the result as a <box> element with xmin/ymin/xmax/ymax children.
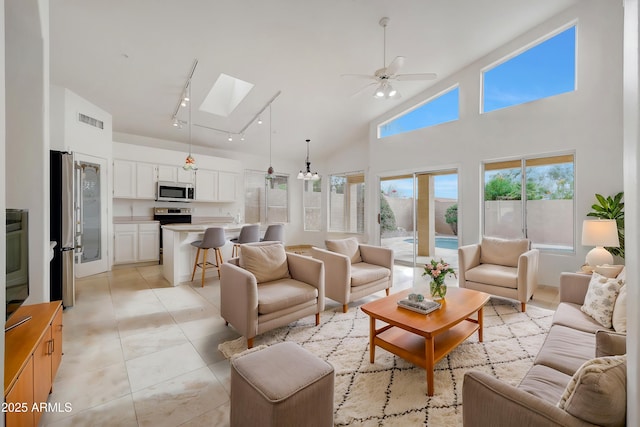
<box><xmin>260</xmin><ymin>224</ymin><xmax>285</xmax><ymax>243</ymax></box>
<box><xmin>190</xmin><ymin>227</ymin><xmax>226</xmax><ymax>287</ymax></box>
<box><xmin>230</xmin><ymin>224</ymin><xmax>260</xmax><ymax>258</ymax></box>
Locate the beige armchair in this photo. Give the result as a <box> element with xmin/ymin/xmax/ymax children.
<box><xmin>220</xmin><ymin>242</ymin><xmax>325</xmax><ymax>348</ymax></box>
<box><xmin>311</xmin><ymin>238</ymin><xmax>393</xmax><ymax>313</ymax></box>
<box><xmin>458</xmin><ymin>236</ymin><xmax>539</xmax><ymax>312</ymax></box>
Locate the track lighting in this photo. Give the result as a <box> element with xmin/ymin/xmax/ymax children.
<box><xmin>172</xmin><ymin>118</ymin><xmax>179</xmax><ymax>127</ymax></box>
<box><xmin>228</xmin><ymin>134</ymin><xmax>233</xmax><ymax>142</ymax></box>
<box><xmin>257</xmin><ymin>117</ymin><xmax>263</xmax><ymax>125</ymax></box>
<box><xmin>240</xmin><ymin>134</ymin><xmax>245</xmax><ymax>141</ymax></box>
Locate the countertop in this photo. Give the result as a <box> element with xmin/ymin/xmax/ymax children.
<box><xmin>113</xmin><ymin>216</ymin><xmax>158</xmax><ymax>224</ymax></box>
<box><xmin>162</xmin><ymin>223</ymin><xmax>249</xmax><ymax>232</ymax></box>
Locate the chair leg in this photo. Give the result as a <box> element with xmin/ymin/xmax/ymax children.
<box><xmin>232</xmin><ymin>244</ymin><xmax>240</xmax><ymax>258</ymax></box>
<box><xmin>191</xmin><ymin>248</ymin><xmax>201</xmax><ymax>281</ymax></box>
<box><xmin>215</xmin><ymin>248</ymin><xmax>223</xmax><ymax>278</ymax></box>
<box><xmin>315</xmin><ymin>313</ymin><xmax>320</xmax><ymax>325</ymax></box>
<box><xmin>247</xmin><ymin>337</ymin><xmax>254</xmax><ymax>349</ymax></box>
<box><xmin>521</xmin><ymin>302</ymin><xmax>526</xmax><ymax>312</ymax></box>
<box><xmin>342</xmin><ymin>304</ymin><xmax>348</xmax><ymax>313</ymax></box>
<box><xmin>201</xmin><ymin>248</ymin><xmax>208</xmax><ymax>287</ymax></box>
<box><xmin>385</xmin><ymin>288</ymin><xmax>390</xmax><ymax>296</ymax></box>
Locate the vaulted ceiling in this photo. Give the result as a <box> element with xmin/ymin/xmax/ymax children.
<box><xmin>49</xmin><ymin>0</ymin><xmax>578</xmax><ymax>162</ymax></box>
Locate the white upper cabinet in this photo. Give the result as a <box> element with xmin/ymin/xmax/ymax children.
<box><xmin>113</xmin><ymin>160</ymin><xmax>156</xmax><ymax>199</ymax></box>
<box><xmin>195</xmin><ymin>169</ymin><xmax>218</xmax><ymax>202</ymax></box>
<box><xmin>158</xmin><ymin>165</ymin><xmax>195</xmax><ymax>184</ymax></box>
<box><xmin>113</xmin><ymin>160</ymin><xmax>136</xmax><ymax>198</ymax></box>
<box><xmin>135</xmin><ymin>163</ymin><xmax>157</xmax><ymax>199</ymax></box>
<box><xmin>218</xmin><ymin>171</ymin><xmax>238</xmax><ymax>202</ymax></box>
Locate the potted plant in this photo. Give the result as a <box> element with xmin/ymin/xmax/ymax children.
<box><xmin>587</xmin><ymin>192</ymin><xmax>624</xmax><ymax>259</ymax></box>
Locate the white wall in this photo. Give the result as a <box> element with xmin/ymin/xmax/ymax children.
<box><xmin>623</xmin><ymin>1</ymin><xmax>639</xmax><ymax>425</ymax></box>
<box><xmin>5</xmin><ymin>0</ymin><xmax>50</xmax><ymax>304</ymax></box>
<box><xmin>367</xmin><ymin>0</ymin><xmax>623</xmax><ymax>286</ymax></box>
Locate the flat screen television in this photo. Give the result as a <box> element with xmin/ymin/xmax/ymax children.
<box><xmin>6</xmin><ymin>209</ymin><xmax>30</xmax><ymax>328</ymax></box>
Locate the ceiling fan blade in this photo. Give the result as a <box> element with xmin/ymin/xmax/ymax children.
<box><xmin>396</xmin><ymin>72</ymin><xmax>438</xmax><ymax>81</ymax></box>
<box><xmin>350</xmin><ymin>82</ymin><xmax>378</xmax><ymax>97</ymax></box>
<box><xmin>386</xmin><ymin>56</ymin><xmax>405</xmax><ymax>76</ymax></box>
<box><xmin>341</xmin><ymin>73</ymin><xmax>378</xmax><ymax>80</ymax></box>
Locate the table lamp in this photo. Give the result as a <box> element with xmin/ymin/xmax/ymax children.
<box><xmin>581</xmin><ymin>219</ymin><xmax>619</xmax><ymax>266</ymax></box>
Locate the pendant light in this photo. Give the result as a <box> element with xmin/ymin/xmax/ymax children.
<box><xmin>266</xmin><ymin>104</ymin><xmax>275</xmax><ymax>180</ymax></box>
<box><xmin>297</xmin><ymin>139</ymin><xmax>320</xmax><ymax>181</ymax></box>
<box><xmin>183</xmin><ymin>82</ymin><xmax>197</xmax><ymax>171</ymax></box>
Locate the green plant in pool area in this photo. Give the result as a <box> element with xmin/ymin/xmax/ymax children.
<box><xmin>445</xmin><ymin>204</ymin><xmax>458</xmax><ymax>235</ymax></box>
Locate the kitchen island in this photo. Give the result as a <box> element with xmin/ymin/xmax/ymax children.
<box><xmin>162</xmin><ymin>223</ymin><xmax>254</xmax><ymax>286</ymax></box>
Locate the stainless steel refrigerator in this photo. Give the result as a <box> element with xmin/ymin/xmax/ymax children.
<box><xmin>50</xmin><ymin>150</ymin><xmax>76</xmax><ymax>307</ymax></box>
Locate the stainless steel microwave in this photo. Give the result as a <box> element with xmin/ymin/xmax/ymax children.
<box><xmin>156</xmin><ymin>181</ymin><xmax>195</xmax><ymax>202</ymax></box>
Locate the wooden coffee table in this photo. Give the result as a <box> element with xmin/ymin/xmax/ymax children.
<box><xmin>361</xmin><ymin>287</ymin><xmax>490</xmax><ymax>396</ymax></box>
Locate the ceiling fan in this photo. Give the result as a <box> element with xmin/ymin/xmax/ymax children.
<box><xmin>343</xmin><ymin>17</ymin><xmax>437</xmax><ymax>99</ymax></box>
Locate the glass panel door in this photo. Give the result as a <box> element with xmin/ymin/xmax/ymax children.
<box><xmin>75</xmin><ymin>154</ymin><xmax>108</xmax><ymax>277</ymax></box>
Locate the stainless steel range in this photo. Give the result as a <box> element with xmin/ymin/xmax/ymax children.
<box><xmin>153</xmin><ymin>207</ymin><xmax>192</xmax><ymax>263</ymax></box>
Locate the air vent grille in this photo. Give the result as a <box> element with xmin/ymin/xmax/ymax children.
<box><xmin>78</xmin><ymin>113</ymin><xmax>104</xmax><ymax>130</ymax></box>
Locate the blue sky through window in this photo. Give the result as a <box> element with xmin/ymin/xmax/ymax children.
<box><xmin>483</xmin><ymin>26</ymin><xmax>576</xmax><ymax>113</ymax></box>
<box><xmin>379</xmin><ymin>87</ymin><xmax>459</xmax><ymax>138</ymax></box>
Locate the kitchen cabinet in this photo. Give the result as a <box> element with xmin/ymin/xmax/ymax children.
<box><xmin>194</xmin><ymin>169</ymin><xmax>238</xmax><ymax>202</ymax></box>
<box><xmin>218</xmin><ymin>171</ymin><xmax>238</xmax><ymax>202</ymax></box>
<box><xmin>158</xmin><ymin>165</ymin><xmax>194</xmax><ymax>184</ymax></box>
<box><xmin>5</xmin><ymin>302</ymin><xmax>63</xmax><ymax>427</ymax></box>
<box><xmin>114</xmin><ymin>222</ymin><xmax>160</xmax><ymax>264</ymax></box>
<box><xmin>113</xmin><ymin>160</ymin><xmax>156</xmax><ymax>199</ymax></box>
<box><xmin>195</xmin><ymin>169</ymin><xmax>218</xmax><ymax>202</ymax></box>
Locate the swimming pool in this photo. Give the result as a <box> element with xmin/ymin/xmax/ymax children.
<box><xmin>404</xmin><ymin>237</ymin><xmax>459</xmax><ymax>250</ymax></box>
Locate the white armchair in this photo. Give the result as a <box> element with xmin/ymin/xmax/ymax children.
<box><xmin>312</xmin><ymin>238</ymin><xmax>393</xmax><ymax>313</ymax></box>
<box><xmin>458</xmin><ymin>236</ymin><xmax>539</xmax><ymax>312</ymax></box>
<box><xmin>220</xmin><ymin>242</ymin><xmax>325</xmax><ymax>348</ymax></box>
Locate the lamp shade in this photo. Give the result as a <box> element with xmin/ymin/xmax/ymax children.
<box><xmin>581</xmin><ymin>219</ymin><xmax>619</xmax><ymax>247</ymax></box>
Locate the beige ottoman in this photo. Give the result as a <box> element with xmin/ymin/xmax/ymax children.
<box><xmin>230</xmin><ymin>341</ymin><xmax>334</xmax><ymax>427</ymax></box>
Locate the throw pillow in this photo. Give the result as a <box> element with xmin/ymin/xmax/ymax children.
<box><xmin>594</xmin><ymin>264</ymin><xmax>624</xmax><ymax>278</ymax></box>
<box><xmin>557</xmin><ymin>355</ymin><xmax>626</xmax><ymax>427</ymax></box>
<box><xmin>325</xmin><ymin>237</ymin><xmax>362</xmax><ymax>264</ymax></box>
<box><xmin>580</xmin><ymin>272</ymin><xmax>623</xmax><ymax>329</ymax></box>
<box><xmin>239</xmin><ymin>243</ymin><xmax>290</xmax><ymax>284</ymax></box>
<box><xmin>479</xmin><ymin>236</ymin><xmax>529</xmax><ymax>267</ymax></box>
<box><xmin>611</xmin><ymin>284</ymin><xmax>627</xmax><ymax>333</ymax></box>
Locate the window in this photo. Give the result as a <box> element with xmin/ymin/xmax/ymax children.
<box><xmin>482</xmin><ymin>25</ymin><xmax>576</xmax><ymax>113</ymax></box>
<box><xmin>378</xmin><ymin>86</ymin><xmax>459</xmax><ymax>138</ymax></box>
<box><xmin>244</xmin><ymin>170</ymin><xmax>289</xmax><ymax>224</ymax></box>
<box><xmin>329</xmin><ymin>172</ymin><xmax>365</xmax><ymax>233</ymax></box>
<box><xmin>303</xmin><ymin>179</ymin><xmax>322</xmax><ymax>231</ymax></box>
<box><xmin>483</xmin><ymin>154</ymin><xmax>574</xmax><ymax>251</ymax></box>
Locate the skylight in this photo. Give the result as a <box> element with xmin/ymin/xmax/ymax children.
<box><xmin>200</xmin><ymin>73</ymin><xmax>254</xmax><ymax>117</ymax></box>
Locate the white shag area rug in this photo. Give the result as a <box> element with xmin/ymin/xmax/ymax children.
<box><xmin>218</xmin><ymin>298</ymin><xmax>554</xmax><ymax>426</ymax></box>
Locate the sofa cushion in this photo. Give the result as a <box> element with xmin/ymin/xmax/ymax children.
<box><xmin>581</xmin><ymin>272</ymin><xmax>623</xmax><ymax>329</ymax></box>
<box><xmin>350</xmin><ymin>263</ymin><xmax>391</xmax><ymax>287</ymax></box>
<box><xmin>240</xmin><ymin>243</ymin><xmax>291</xmax><ymax>284</ymax></box>
<box><xmin>325</xmin><ymin>238</ymin><xmax>362</xmax><ymax>264</ymax></box>
<box><xmin>479</xmin><ymin>236</ymin><xmax>529</xmax><ymax>268</ymax></box>
<box><xmin>552</xmin><ymin>302</ymin><xmax>607</xmax><ymax>334</ymax></box>
<box><xmin>518</xmin><ymin>364</ymin><xmax>572</xmax><ymax>405</ymax></box>
<box><xmin>534</xmin><ymin>325</ymin><xmax>596</xmax><ymax>376</ymax></box>
<box><xmin>257</xmin><ymin>279</ymin><xmax>318</xmax><ymax>314</ymax></box>
<box><xmin>611</xmin><ymin>284</ymin><xmax>627</xmax><ymax>333</ymax></box>
<box><xmin>464</xmin><ymin>264</ymin><xmax>518</xmax><ymax>289</ymax></box>
<box><xmin>593</xmin><ymin>264</ymin><xmax>624</xmax><ymax>278</ymax></box>
<box><xmin>557</xmin><ymin>355</ymin><xmax>626</xmax><ymax>427</ymax></box>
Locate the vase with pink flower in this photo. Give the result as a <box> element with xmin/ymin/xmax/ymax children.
<box><xmin>422</xmin><ymin>258</ymin><xmax>457</xmax><ymax>300</ymax></box>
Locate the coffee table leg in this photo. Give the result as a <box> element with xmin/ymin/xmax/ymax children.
<box><xmin>478</xmin><ymin>306</ymin><xmax>484</xmax><ymax>343</ymax></box>
<box><xmin>369</xmin><ymin>316</ymin><xmax>376</xmax><ymax>363</ymax></box>
<box><xmin>425</xmin><ymin>336</ymin><xmax>435</xmax><ymax>396</ymax></box>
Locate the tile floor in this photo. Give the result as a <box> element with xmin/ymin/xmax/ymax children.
<box><xmin>41</xmin><ymin>264</ymin><xmax>559</xmax><ymax>426</ymax></box>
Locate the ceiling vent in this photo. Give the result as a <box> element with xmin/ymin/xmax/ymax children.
<box><xmin>78</xmin><ymin>113</ymin><xmax>104</xmax><ymax>130</ymax></box>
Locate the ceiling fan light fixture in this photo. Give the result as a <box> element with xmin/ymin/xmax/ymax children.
<box><xmin>374</xmin><ymin>84</ymin><xmax>386</xmax><ymax>98</ymax></box>
<box><xmin>387</xmin><ymin>84</ymin><xmax>397</xmax><ymax>97</ymax></box>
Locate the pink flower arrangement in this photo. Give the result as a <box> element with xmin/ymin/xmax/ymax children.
<box><xmin>422</xmin><ymin>258</ymin><xmax>456</xmax><ymax>286</ymax></box>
